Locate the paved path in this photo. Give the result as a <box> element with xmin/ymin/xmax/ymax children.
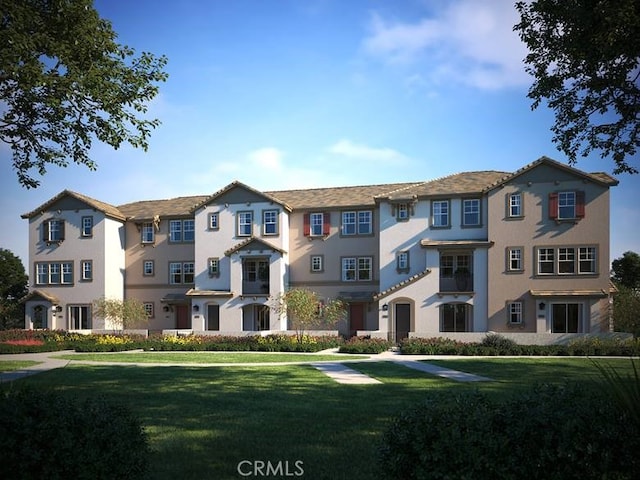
<box><xmin>0</xmin><ymin>349</ymin><xmax>492</xmax><ymax>384</ymax></box>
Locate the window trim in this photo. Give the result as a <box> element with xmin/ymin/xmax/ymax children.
<box><xmin>508</xmin><ymin>301</ymin><xmax>524</xmax><ymax>324</ymax></box>
<box><xmin>237</xmin><ymin>211</ymin><xmax>253</xmax><ymax>237</ymax></box>
<box><xmin>310</xmin><ymin>255</ymin><xmax>324</xmax><ymax>273</ymax></box>
<box><xmin>341</xmin><ymin>210</ymin><xmax>373</xmax><ymax>236</ymax></box>
<box><xmin>141</xmin><ymin>222</ymin><xmax>155</xmax><ymax>244</ymax></box>
<box><xmin>341</xmin><ymin>256</ymin><xmax>373</xmax><ymax>282</ymax></box>
<box><xmin>81</xmin><ymin>216</ymin><xmax>93</xmax><ymax>237</ymax></box>
<box><xmin>80</xmin><ymin>259</ymin><xmax>93</xmax><ymax>282</ymax></box>
<box><xmin>169</xmin><ymin>219</ymin><xmax>195</xmax><ymax>243</ymax></box>
<box><xmin>143</xmin><ymin>302</ymin><xmax>155</xmax><ymax>319</ymax></box>
<box><xmin>208</xmin><ymin>257</ymin><xmax>220</xmax><ymax>277</ymax></box>
<box><xmin>431</xmin><ymin>199</ymin><xmax>450</xmax><ymax>229</ymax></box>
<box><xmin>262</xmin><ymin>209</ymin><xmax>279</xmax><ymax>236</ymax></box>
<box><xmin>535</xmin><ymin>245</ymin><xmax>598</xmax><ymax>276</ymax></box>
<box><xmin>506</xmin><ymin>247</ymin><xmax>524</xmax><ymax>273</ymax></box>
<box><xmin>143</xmin><ymin>260</ymin><xmax>155</xmax><ymax>277</ymax></box>
<box><xmin>549</xmin><ymin>190</ymin><xmax>585</xmax><ymax>221</ymax></box>
<box><xmin>304</xmin><ymin>212</ymin><xmax>331</xmax><ymax>237</ymax></box>
<box><xmin>396</xmin><ymin>251</ymin><xmax>410</xmax><ymax>273</ymax></box>
<box><xmin>461</xmin><ymin>198</ymin><xmax>481</xmax><ymax>227</ymax></box>
<box><xmin>43</xmin><ymin>218</ymin><xmax>65</xmax><ymax>244</ymax></box>
<box><xmin>507</xmin><ymin>192</ymin><xmax>523</xmax><ymax>219</ymax></box>
<box><xmin>209</xmin><ymin>212</ymin><xmax>220</xmax><ymax>230</ymax></box>
<box><xmin>35</xmin><ymin>261</ymin><xmax>74</xmax><ymax>285</ymax></box>
<box><xmin>169</xmin><ymin>261</ymin><xmax>195</xmax><ymax>285</ymax></box>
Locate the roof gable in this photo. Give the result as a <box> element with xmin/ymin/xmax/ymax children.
<box><xmin>193</xmin><ymin>181</ymin><xmax>292</xmax><ymax>212</ymax></box>
<box><xmin>224</xmin><ymin>237</ymin><xmax>286</xmax><ymax>256</ymax></box>
<box><xmin>21</xmin><ymin>190</ymin><xmax>126</xmax><ymax>221</ymax></box>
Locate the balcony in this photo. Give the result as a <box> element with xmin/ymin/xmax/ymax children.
<box><xmin>439</xmin><ymin>271</ymin><xmax>473</xmax><ymax>293</ymax></box>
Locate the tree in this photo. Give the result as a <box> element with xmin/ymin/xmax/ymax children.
<box><xmin>272</xmin><ymin>288</ymin><xmax>347</xmax><ymax>342</ymax></box>
<box><xmin>612</xmin><ymin>251</ymin><xmax>640</xmax><ymax>289</ymax></box>
<box><xmin>0</xmin><ymin>0</ymin><xmax>168</xmax><ymax>188</ymax></box>
<box><xmin>0</xmin><ymin>248</ymin><xmax>28</xmax><ymax>329</ymax></box>
<box><xmin>514</xmin><ymin>0</ymin><xmax>640</xmax><ymax>174</ymax></box>
<box><xmin>93</xmin><ymin>297</ymin><xmax>149</xmax><ymax>332</ymax></box>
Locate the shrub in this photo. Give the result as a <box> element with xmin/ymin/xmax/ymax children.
<box><xmin>480</xmin><ymin>333</ymin><xmax>520</xmax><ymax>355</ymax></box>
<box><xmin>141</xmin><ymin>334</ymin><xmax>343</xmax><ymax>352</ymax></box>
<box><xmin>378</xmin><ymin>384</ymin><xmax>640</xmax><ymax>479</ymax></box>
<box><xmin>339</xmin><ymin>337</ymin><xmax>393</xmax><ymax>354</ymax></box>
<box><xmin>399</xmin><ymin>337</ymin><xmax>466</xmax><ymax>355</ymax></box>
<box><xmin>0</xmin><ymin>388</ymin><xmax>150</xmax><ymax>479</ymax></box>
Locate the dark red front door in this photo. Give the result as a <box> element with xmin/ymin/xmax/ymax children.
<box><xmin>349</xmin><ymin>303</ymin><xmax>365</xmax><ymax>337</ymax></box>
<box><xmin>176</xmin><ymin>305</ymin><xmax>190</xmax><ymax>329</ymax></box>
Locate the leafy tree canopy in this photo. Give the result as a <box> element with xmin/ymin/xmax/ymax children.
<box><xmin>612</xmin><ymin>251</ymin><xmax>640</xmax><ymax>289</ymax></box>
<box><xmin>0</xmin><ymin>0</ymin><xmax>168</xmax><ymax>188</ymax></box>
<box><xmin>93</xmin><ymin>297</ymin><xmax>149</xmax><ymax>331</ymax></box>
<box><xmin>0</xmin><ymin>248</ymin><xmax>28</xmax><ymax>329</ymax></box>
<box><xmin>514</xmin><ymin>0</ymin><xmax>640</xmax><ymax>174</ymax></box>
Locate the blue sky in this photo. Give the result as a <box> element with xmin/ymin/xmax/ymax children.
<box><xmin>2</xmin><ymin>0</ymin><xmax>639</xmax><ymax>268</ymax></box>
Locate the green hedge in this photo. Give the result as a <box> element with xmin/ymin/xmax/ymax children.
<box><xmin>378</xmin><ymin>383</ymin><xmax>640</xmax><ymax>480</ymax></box>
<box><xmin>338</xmin><ymin>337</ymin><xmax>393</xmax><ymax>354</ymax></box>
<box><xmin>0</xmin><ymin>388</ymin><xmax>150</xmax><ymax>479</ymax></box>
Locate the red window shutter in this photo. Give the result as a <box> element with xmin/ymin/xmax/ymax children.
<box><xmin>548</xmin><ymin>192</ymin><xmax>558</xmax><ymax>219</ymax></box>
<box><xmin>576</xmin><ymin>191</ymin><xmax>585</xmax><ymax>218</ymax></box>
<box><xmin>303</xmin><ymin>213</ymin><xmax>310</xmax><ymax>236</ymax></box>
<box><xmin>323</xmin><ymin>212</ymin><xmax>331</xmax><ymax>235</ymax></box>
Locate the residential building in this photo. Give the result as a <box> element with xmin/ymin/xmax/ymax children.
<box><xmin>21</xmin><ymin>157</ymin><xmax>619</xmax><ymax>343</ymax></box>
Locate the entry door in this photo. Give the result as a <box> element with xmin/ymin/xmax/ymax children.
<box><xmin>349</xmin><ymin>303</ymin><xmax>365</xmax><ymax>338</ymax></box>
<box><xmin>552</xmin><ymin>303</ymin><xmax>581</xmax><ymax>333</ymax></box>
<box><xmin>207</xmin><ymin>304</ymin><xmax>220</xmax><ymax>331</ymax></box>
<box><xmin>395</xmin><ymin>303</ymin><xmax>411</xmax><ymax>343</ymax></box>
<box><xmin>176</xmin><ymin>305</ymin><xmax>190</xmax><ymax>329</ymax></box>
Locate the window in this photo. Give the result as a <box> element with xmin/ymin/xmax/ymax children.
<box><xmin>169</xmin><ymin>261</ymin><xmax>194</xmax><ymax>284</ymax></box>
<box><xmin>342</xmin><ymin>210</ymin><xmax>372</xmax><ymax>235</ymax></box>
<box><xmin>441</xmin><ymin>303</ymin><xmax>469</xmax><ymax>332</ymax></box>
<box><xmin>310</xmin><ymin>255</ymin><xmax>323</xmax><ymax>273</ymax></box>
<box><xmin>552</xmin><ymin>303</ymin><xmax>582</xmax><ymax>333</ymax></box>
<box><xmin>263</xmin><ymin>210</ymin><xmax>278</xmax><ymax>235</ymax></box>
<box><xmin>508</xmin><ymin>193</ymin><xmax>522</xmax><ymax>218</ymax></box>
<box><xmin>143</xmin><ymin>260</ymin><xmax>154</xmax><ymax>276</ymax></box>
<box><xmin>537</xmin><ymin>246</ymin><xmax>598</xmax><ymax>275</ymax></box>
<box><xmin>439</xmin><ymin>255</ymin><xmax>454</xmax><ymax>277</ymax></box>
<box><xmin>578</xmin><ymin>247</ymin><xmax>597</xmax><ymax>274</ymax></box>
<box><xmin>81</xmin><ymin>260</ymin><xmax>92</xmax><ymax>281</ymax></box>
<box><xmin>237</xmin><ymin>211</ymin><xmax>253</xmax><ymax>236</ymax></box>
<box><xmin>462</xmin><ymin>199</ymin><xmax>481</xmax><ymax>226</ymax></box>
<box><xmin>342</xmin><ymin>256</ymin><xmax>372</xmax><ymax>282</ymax></box>
<box><xmin>549</xmin><ymin>191</ymin><xmax>585</xmax><ymax>220</ymax></box>
<box><xmin>69</xmin><ymin>305</ymin><xmax>91</xmax><ymax>330</ymax></box>
<box><xmin>508</xmin><ymin>302</ymin><xmax>523</xmax><ymax>324</ymax></box>
<box><xmin>169</xmin><ymin>219</ymin><xmax>194</xmax><ymax>242</ymax></box>
<box><xmin>537</xmin><ymin>248</ymin><xmax>555</xmax><ymax>275</ymax></box>
<box><xmin>397</xmin><ymin>203</ymin><xmax>409</xmax><ymax>220</ymax></box>
<box><xmin>304</xmin><ymin>212</ymin><xmax>330</xmax><ymax>237</ymax></box>
<box><xmin>141</xmin><ymin>222</ymin><xmax>154</xmax><ymax>243</ymax></box>
<box><xmin>558</xmin><ymin>247</ymin><xmax>576</xmax><ymax>274</ymax></box>
<box><xmin>507</xmin><ymin>247</ymin><xmax>523</xmax><ymax>272</ymax></box>
<box><xmin>432</xmin><ymin>200</ymin><xmax>449</xmax><ymax>228</ymax></box>
<box><xmin>81</xmin><ymin>216</ymin><xmax>93</xmax><ymax>237</ymax></box>
<box><xmin>43</xmin><ymin>219</ymin><xmax>65</xmax><ymax>243</ymax></box>
<box><xmin>208</xmin><ymin>257</ymin><xmax>220</xmax><ymax>277</ymax></box>
<box><xmin>143</xmin><ymin>302</ymin><xmax>154</xmax><ymax>319</ymax></box>
<box><xmin>209</xmin><ymin>212</ymin><xmax>219</xmax><ymax>230</ymax></box>
<box><xmin>397</xmin><ymin>251</ymin><xmax>410</xmax><ymax>272</ymax></box>
<box><xmin>35</xmin><ymin>262</ymin><xmax>73</xmax><ymax>285</ymax></box>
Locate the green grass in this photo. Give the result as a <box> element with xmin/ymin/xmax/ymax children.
<box><xmin>0</xmin><ymin>360</ymin><xmax>40</xmax><ymax>372</ymax></box>
<box><xmin>10</xmin><ymin>357</ymin><xmax>637</xmax><ymax>480</ymax></box>
<box><xmin>52</xmin><ymin>352</ymin><xmax>368</xmax><ymax>363</ymax></box>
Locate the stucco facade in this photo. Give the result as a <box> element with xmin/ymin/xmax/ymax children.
<box><xmin>20</xmin><ymin>157</ymin><xmax>619</xmax><ymax>343</ymax></box>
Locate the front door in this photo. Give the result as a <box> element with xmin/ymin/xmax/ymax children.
<box><xmin>207</xmin><ymin>304</ymin><xmax>220</xmax><ymax>331</ymax></box>
<box><xmin>395</xmin><ymin>303</ymin><xmax>411</xmax><ymax>343</ymax></box>
<box><xmin>349</xmin><ymin>303</ymin><xmax>365</xmax><ymax>338</ymax></box>
<box><xmin>176</xmin><ymin>305</ymin><xmax>190</xmax><ymax>329</ymax></box>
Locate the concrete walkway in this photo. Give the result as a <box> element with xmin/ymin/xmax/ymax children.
<box><xmin>0</xmin><ymin>349</ymin><xmax>492</xmax><ymax>384</ymax></box>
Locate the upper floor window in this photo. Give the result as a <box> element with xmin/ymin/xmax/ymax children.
<box><xmin>462</xmin><ymin>198</ymin><xmax>481</xmax><ymax>226</ymax></box>
<box><xmin>432</xmin><ymin>200</ymin><xmax>449</xmax><ymax>228</ymax></box>
<box><xmin>237</xmin><ymin>211</ymin><xmax>253</xmax><ymax>237</ymax></box>
<box><xmin>143</xmin><ymin>260</ymin><xmax>154</xmax><ymax>276</ymax></box>
<box><xmin>578</xmin><ymin>247</ymin><xmax>597</xmax><ymax>274</ymax></box>
<box><xmin>43</xmin><ymin>219</ymin><xmax>65</xmax><ymax>244</ymax></box>
<box><xmin>342</xmin><ymin>256</ymin><xmax>372</xmax><ymax>282</ymax></box>
<box><xmin>507</xmin><ymin>247</ymin><xmax>523</xmax><ymax>272</ymax></box>
<box><xmin>36</xmin><ymin>261</ymin><xmax>73</xmax><ymax>285</ymax></box>
<box><xmin>263</xmin><ymin>210</ymin><xmax>279</xmax><ymax>236</ymax></box>
<box><xmin>508</xmin><ymin>301</ymin><xmax>523</xmax><ymax>324</ymax></box>
<box><xmin>549</xmin><ymin>191</ymin><xmax>585</xmax><ymax>221</ymax></box>
<box><xmin>341</xmin><ymin>210</ymin><xmax>372</xmax><ymax>235</ymax></box>
<box><xmin>537</xmin><ymin>247</ymin><xmax>555</xmax><ymax>274</ymax></box>
<box><xmin>81</xmin><ymin>260</ymin><xmax>93</xmax><ymax>281</ymax></box>
<box><xmin>208</xmin><ymin>257</ymin><xmax>220</xmax><ymax>277</ymax></box>
<box><xmin>310</xmin><ymin>255</ymin><xmax>324</xmax><ymax>273</ymax></box>
<box><xmin>141</xmin><ymin>222</ymin><xmax>154</xmax><ymax>244</ymax></box>
<box><xmin>508</xmin><ymin>193</ymin><xmax>522</xmax><ymax>218</ymax></box>
<box><xmin>169</xmin><ymin>261</ymin><xmax>195</xmax><ymax>284</ymax></box>
<box><xmin>209</xmin><ymin>212</ymin><xmax>219</xmax><ymax>230</ymax></box>
<box><xmin>169</xmin><ymin>219</ymin><xmax>195</xmax><ymax>242</ymax></box>
<box><xmin>536</xmin><ymin>246</ymin><xmax>597</xmax><ymax>275</ymax></box>
<box><xmin>396</xmin><ymin>251</ymin><xmax>410</xmax><ymax>273</ymax></box>
<box><xmin>304</xmin><ymin>212</ymin><xmax>330</xmax><ymax>237</ymax></box>
<box><xmin>397</xmin><ymin>203</ymin><xmax>409</xmax><ymax>221</ymax></box>
<box><xmin>81</xmin><ymin>216</ymin><xmax>93</xmax><ymax>237</ymax></box>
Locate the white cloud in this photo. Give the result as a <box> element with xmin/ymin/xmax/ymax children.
<box><xmin>248</xmin><ymin>147</ymin><xmax>285</xmax><ymax>170</ymax></box>
<box><xmin>362</xmin><ymin>0</ymin><xmax>529</xmax><ymax>90</ymax></box>
<box><xmin>328</xmin><ymin>139</ymin><xmax>409</xmax><ymax>164</ymax></box>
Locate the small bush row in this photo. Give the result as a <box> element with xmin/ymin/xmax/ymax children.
<box><xmin>0</xmin><ymin>387</ymin><xmax>150</xmax><ymax>479</ymax></box>
<box><xmin>379</xmin><ymin>383</ymin><xmax>640</xmax><ymax>479</ymax></box>
<box><xmin>339</xmin><ymin>336</ymin><xmax>393</xmax><ymax>354</ymax></box>
<box><xmin>399</xmin><ymin>334</ymin><xmax>640</xmax><ymax>356</ymax></box>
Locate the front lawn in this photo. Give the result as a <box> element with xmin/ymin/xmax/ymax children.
<box><xmin>0</xmin><ymin>360</ymin><xmax>40</xmax><ymax>372</ymax></box>
<box><xmin>10</xmin><ymin>357</ymin><xmax>637</xmax><ymax>479</ymax></box>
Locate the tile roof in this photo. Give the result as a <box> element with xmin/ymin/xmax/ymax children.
<box><xmin>21</xmin><ymin>190</ymin><xmax>126</xmax><ymax>221</ymax></box>
<box><xmin>374</xmin><ymin>269</ymin><xmax>432</xmax><ymax>301</ymax></box>
<box><xmin>193</xmin><ymin>181</ymin><xmax>293</xmax><ymax>212</ymax></box>
<box><xmin>117</xmin><ymin>195</ymin><xmax>209</xmax><ymax>220</ymax></box>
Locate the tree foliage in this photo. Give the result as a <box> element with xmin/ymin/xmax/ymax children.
<box><xmin>0</xmin><ymin>248</ymin><xmax>28</xmax><ymax>329</ymax></box>
<box><xmin>612</xmin><ymin>251</ymin><xmax>640</xmax><ymax>289</ymax></box>
<box><xmin>0</xmin><ymin>0</ymin><xmax>168</xmax><ymax>188</ymax></box>
<box><xmin>272</xmin><ymin>288</ymin><xmax>347</xmax><ymax>341</ymax></box>
<box><xmin>514</xmin><ymin>0</ymin><xmax>640</xmax><ymax>174</ymax></box>
<box><xmin>93</xmin><ymin>297</ymin><xmax>149</xmax><ymax>332</ymax></box>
